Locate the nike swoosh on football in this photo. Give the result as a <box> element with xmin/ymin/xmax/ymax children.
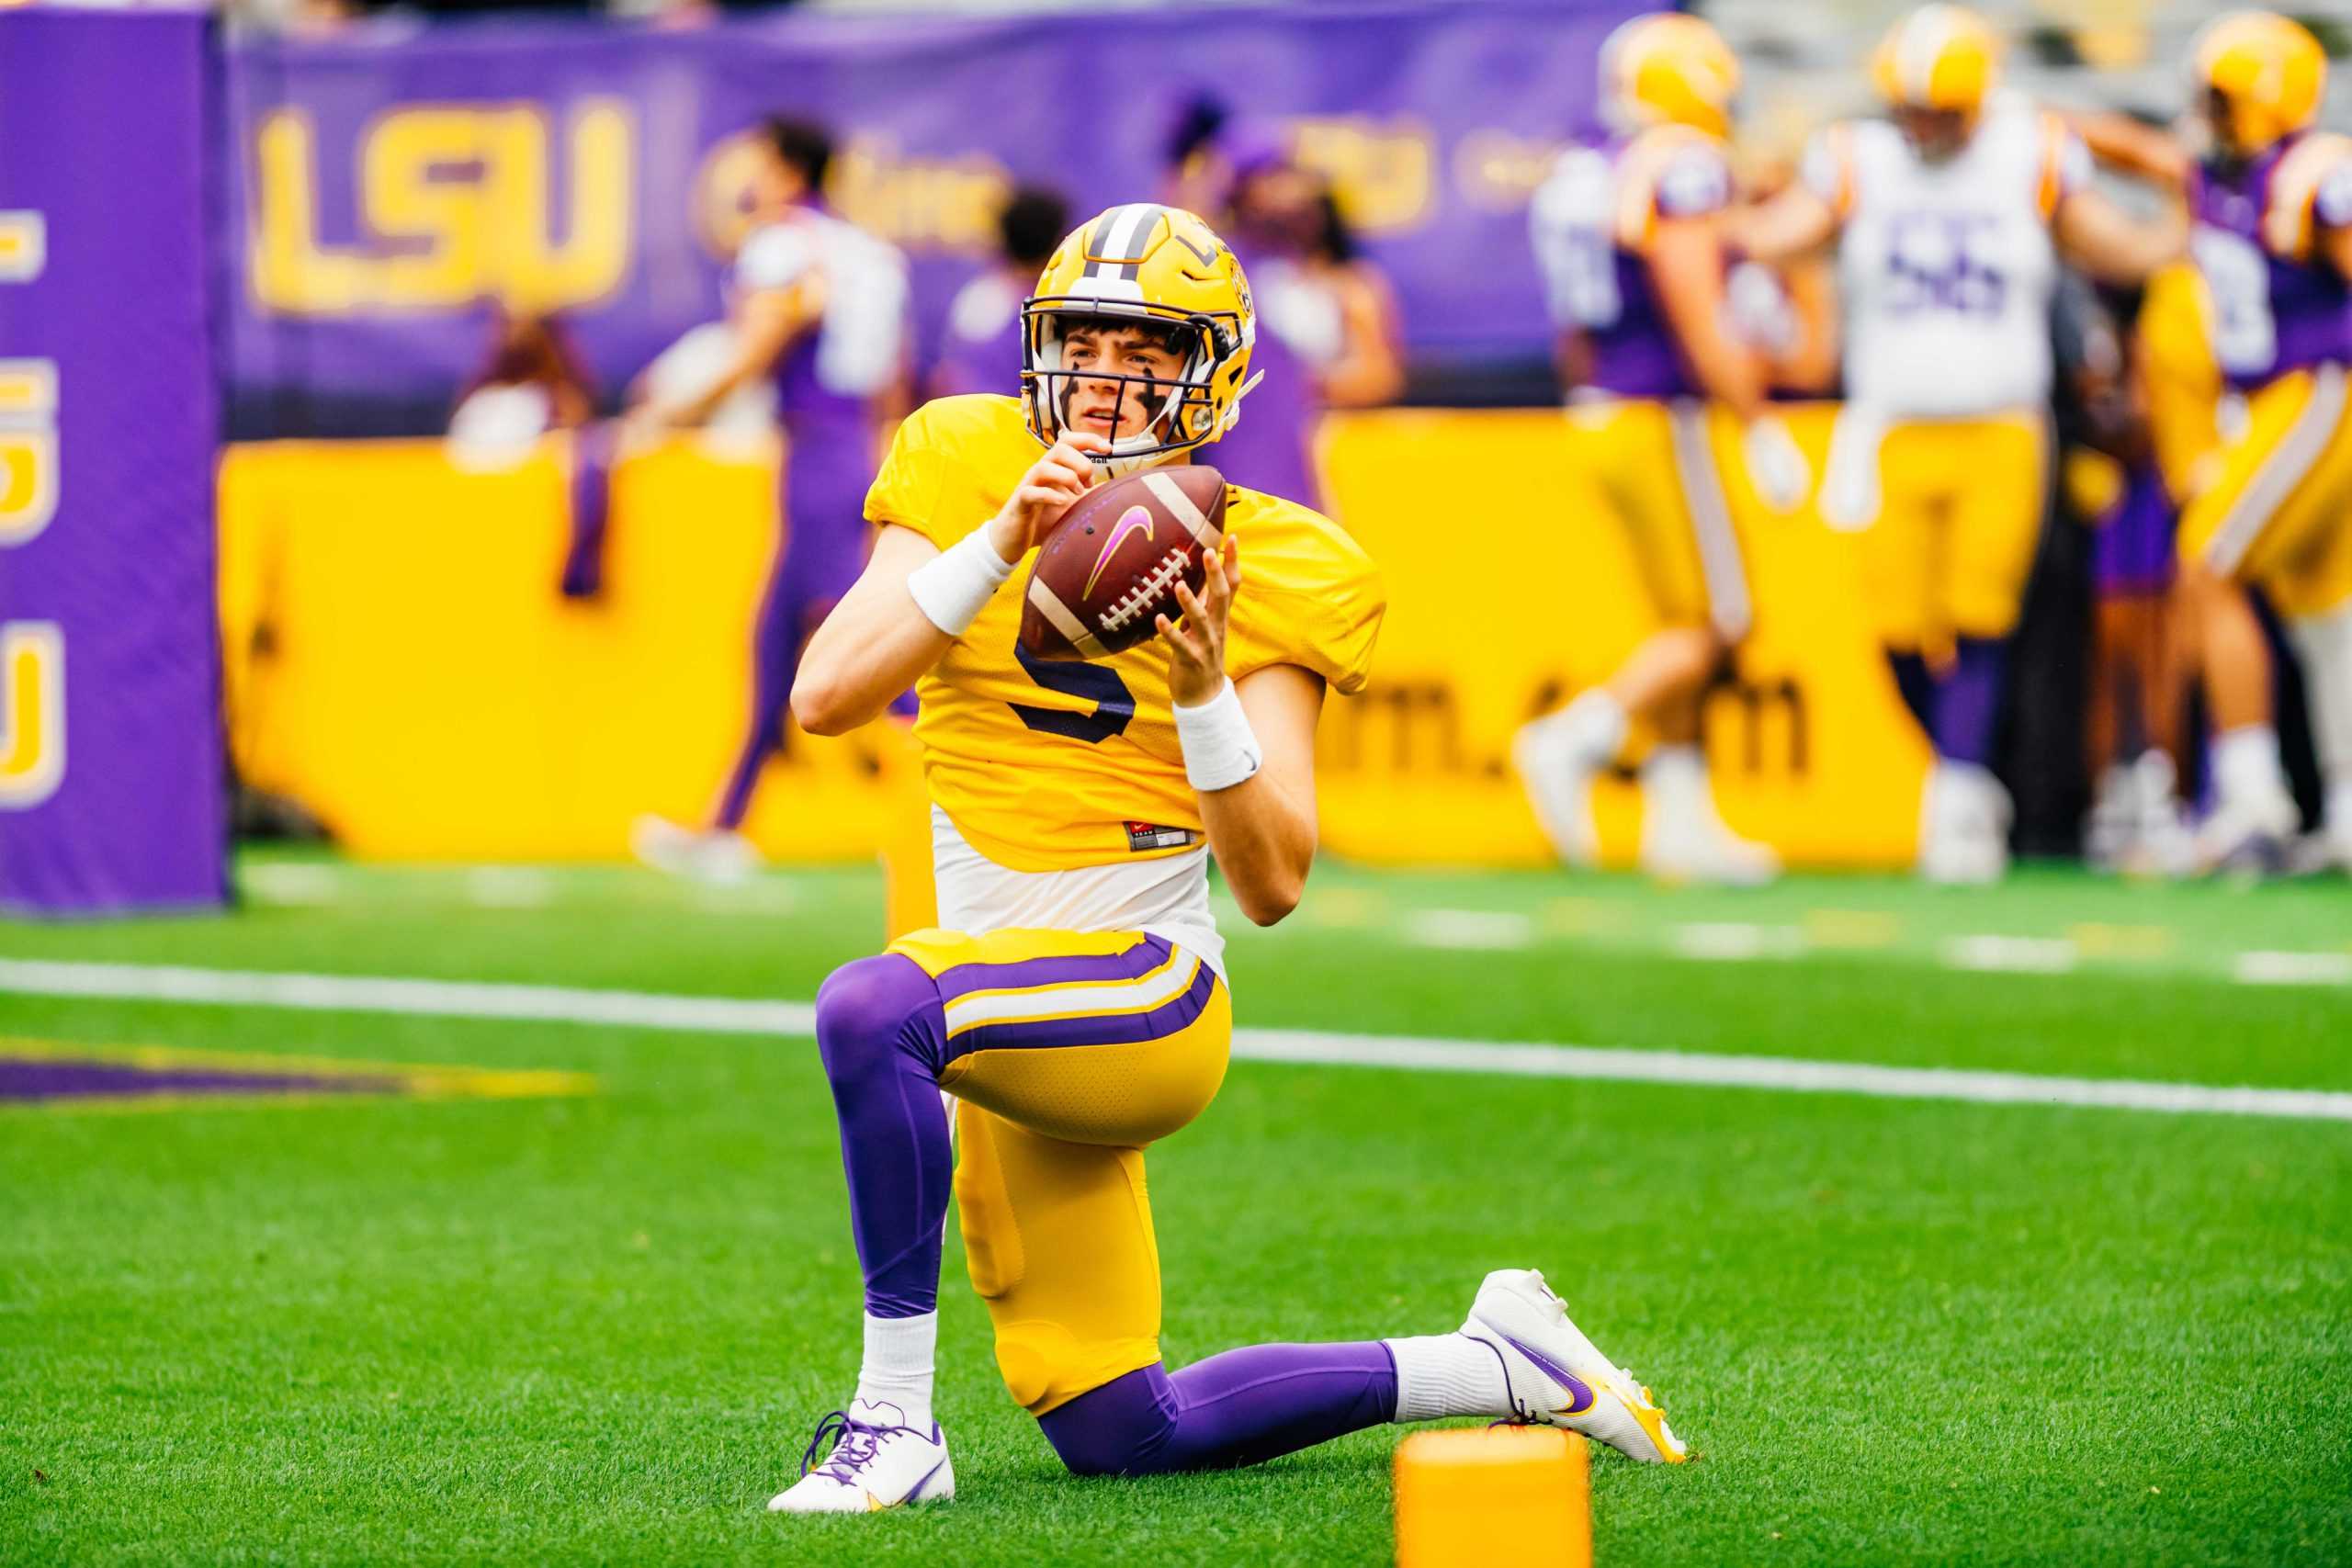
<box><xmin>1083</xmin><ymin>507</ymin><xmax>1157</xmax><ymax>600</ymax></box>
<box><xmin>1477</xmin><ymin>1315</ymin><xmax>1598</xmax><ymax>1416</ymax></box>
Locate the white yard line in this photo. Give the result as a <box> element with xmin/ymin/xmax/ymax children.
<box><xmin>2233</xmin><ymin>951</ymin><xmax>2352</xmax><ymax>987</ymax></box>
<box><xmin>1670</xmin><ymin>922</ymin><xmax>1808</xmax><ymax>961</ymax></box>
<box><xmin>5</xmin><ymin>958</ymin><xmax>2350</xmax><ymax>1123</ymax></box>
<box><xmin>1940</xmin><ymin>935</ymin><xmax>2080</xmax><ymax>974</ymax></box>
<box><xmin>1400</xmin><ymin>910</ymin><xmax>1536</xmax><ymax>950</ymax></box>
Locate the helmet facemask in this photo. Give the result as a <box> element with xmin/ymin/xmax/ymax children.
<box><xmin>1022</xmin><ymin>297</ymin><xmax>1246</xmax><ymax>479</ymax></box>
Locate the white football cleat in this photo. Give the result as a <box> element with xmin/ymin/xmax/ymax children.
<box><xmin>1461</xmin><ymin>1268</ymin><xmax>1690</xmax><ymax>1464</ymax></box>
<box><xmin>630</xmin><ymin>816</ymin><xmax>762</xmax><ymax>886</ymax></box>
<box><xmin>1918</xmin><ymin>762</ymin><xmax>2011</xmax><ymax>885</ymax></box>
<box><xmin>1513</xmin><ymin>718</ymin><xmax>1607</xmax><ymax>867</ymax></box>
<box><xmin>1639</xmin><ymin>802</ymin><xmax>1780</xmax><ymax>886</ymax></box>
<box><xmin>2195</xmin><ymin>786</ymin><xmax>2300</xmax><ymax>875</ymax></box>
<box><xmin>768</xmin><ymin>1401</ymin><xmax>955</xmax><ymax>1514</ymax></box>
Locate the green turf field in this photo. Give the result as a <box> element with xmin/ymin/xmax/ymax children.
<box><xmin>4</xmin><ymin>853</ymin><xmax>2348</xmax><ymax>1565</ymax></box>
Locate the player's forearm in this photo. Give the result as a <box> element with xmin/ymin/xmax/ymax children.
<box><xmin>1199</xmin><ymin>775</ymin><xmax>1317</xmax><ymax>926</ymax></box>
<box><xmin>2059</xmin><ymin>190</ymin><xmax>2188</xmax><ymax>285</ymax></box>
<box><xmin>2063</xmin><ymin>109</ymin><xmax>2190</xmax><ymax>190</ymax></box>
<box><xmin>792</xmin><ymin>528</ymin><xmax>960</xmax><ymax>737</ymax></box>
<box><xmin>1732</xmin><ymin>189</ymin><xmax>1838</xmax><ymax>265</ymax></box>
<box><xmin>792</xmin><ymin>602</ymin><xmax>948</xmax><ymax>738</ymax></box>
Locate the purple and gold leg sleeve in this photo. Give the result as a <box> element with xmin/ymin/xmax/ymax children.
<box><xmin>1037</xmin><ymin>1347</ymin><xmax>1399</xmax><ymax>1477</ymax></box>
<box><xmin>813</xmin><ymin>930</ymin><xmax>1229</xmax><ymax>1395</ymax></box>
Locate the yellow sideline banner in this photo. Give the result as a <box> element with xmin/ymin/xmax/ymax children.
<box><xmin>218</xmin><ymin>406</ymin><xmax>1928</xmax><ymax>868</ymax></box>
<box><xmin>1313</xmin><ymin>405</ymin><xmax>1928</xmax><ymax>867</ymax></box>
<box><xmin>219</xmin><ymin>435</ymin><xmax>918</xmax><ymax>862</ymax></box>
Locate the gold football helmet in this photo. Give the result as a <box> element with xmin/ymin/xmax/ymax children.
<box><xmin>1022</xmin><ymin>204</ymin><xmax>1257</xmax><ymax>476</ymax></box>
<box><xmin>1871</xmin><ymin>6</ymin><xmax>2002</xmax><ymax>129</ymax></box>
<box><xmin>1600</xmin><ymin>13</ymin><xmax>1742</xmax><ymax>141</ymax></box>
<box><xmin>2192</xmin><ymin>11</ymin><xmax>2326</xmax><ymax>156</ymax></box>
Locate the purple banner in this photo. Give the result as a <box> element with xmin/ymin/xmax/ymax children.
<box><xmin>0</xmin><ymin>11</ymin><xmax>228</xmax><ymax>915</ymax></box>
<box><xmin>221</xmin><ymin>0</ymin><xmax>1644</xmax><ymax>432</ymax></box>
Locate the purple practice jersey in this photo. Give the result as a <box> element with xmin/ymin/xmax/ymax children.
<box><xmin>1530</xmin><ymin>126</ymin><xmax>1733</xmax><ymax>400</ymax></box>
<box><xmin>2090</xmin><ymin>457</ymin><xmax>2177</xmax><ymax>599</ymax></box>
<box><xmin>930</xmin><ymin>269</ymin><xmax>1026</xmax><ymax>401</ymax></box>
<box><xmin>1206</xmin><ymin>239</ymin><xmax>1324</xmax><ymax>510</ymax></box>
<box><xmin>736</xmin><ymin>205</ymin><xmax>910</xmax><ymax>441</ymax></box>
<box><xmin>2189</xmin><ymin>132</ymin><xmax>2352</xmax><ymax>391</ymax></box>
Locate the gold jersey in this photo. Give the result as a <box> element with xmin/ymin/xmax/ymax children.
<box><xmin>2138</xmin><ymin>260</ymin><xmax>2226</xmax><ymax>504</ymax></box>
<box><xmin>866</xmin><ymin>394</ymin><xmax>1385</xmax><ymax>873</ymax></box>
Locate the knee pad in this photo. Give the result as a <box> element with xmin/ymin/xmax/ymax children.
<box><xmin>813</xmin><ymin>953</ymin><xmax>944</xmax><ymax>1080</ymax></box>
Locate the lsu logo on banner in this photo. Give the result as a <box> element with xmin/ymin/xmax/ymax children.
<box><xmin>249</xmin><ymin>102</ymin><xmax>633</xmax><ymax>315</ymax></box>
<box><xmin>0</xmin><ymin>621</ymin><xmax>63</xmax><ymax>808</ymax></box>
<box><xmin>0</xmin><ymin>357</ymin><xmax>60</xmax><ymax>546</ymax></box>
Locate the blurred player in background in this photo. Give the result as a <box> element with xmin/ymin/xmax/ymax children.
<box><xmin>1741</xmin><ymin>4</ymin><xmax>2184</xmax><ymax>882</ymax></box>
<box><xmin>1252</xmin><ymin>180</ymin><xmax>1408</xmax><ymax>410</ymax></box>
<box><xmin>2061</xmin><ymin>276</ymin><xmax>2198</xmax><ymax>874</ymax></box>
<box><xmin>446</xmin><ymin>308</ymin><xmax>596</xmax><ymax>468</ymax></box>
<box><xmin>763</xmin><ymin>205</ymin><xmax>1687</xmax><ymax>1514</ymax></box>
<box><xmin>2075</xmin><ymin>11</ymin><xmax>2352</xmax><ymax>872</ymax></box>
<box><xmin>929</xmin><ymin>186</ymin><xmax>1069</xmax><ymax>400</ymax></box>
<box><xmin>1514</xmin><ymin>11</ymin><xmax>1806</xmax><ymax>886</ymax></box>
<box><xmin>1185</xmin><ymin>119</ymin><xmax>1329</xmax><ymax>508</ymax></box>
<box><xmin>630</xmin><ymin>117</ymin><xmax>910</xmax><ymax>882</ymax></box>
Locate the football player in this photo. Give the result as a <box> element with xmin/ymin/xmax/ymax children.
<box><xmin>1739</xmin><ymin>5</ymin><xmax>2184</xmax><ymax>881</ymax></box>
<box><xmin>765</xmin><ymin>206</ymin><xmax>1689</xmax><ymax>1512</ymax></box>
<box><xmin>930</xmin><ymin>186</ymin><xmax>1069</xmax><ymax>400</ymax></box>
<box><xmin>631</xmin><ymin>118</ymin><xmax>911</xmax><ymax>882</ymax></box>
<box><xmin>1515</xmin><ymin>11</ymin><xmax>1800</xmax><ymax>886</ymax></box>
<box><xmin>2071</xmin><ymin>11</ymin><xmax>2352</xmax><ymax>871</ymax></box>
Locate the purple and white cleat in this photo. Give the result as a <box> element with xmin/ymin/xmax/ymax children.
<box><xmin>1461</xmin><ymin>1268</ymin><xmax>1690</xmax><ymax>1463</ymax></box>
<box><xmin>768</xmin><ymin>1400</ymin><xmax>955</xmax><ymax>1514</ymax></box>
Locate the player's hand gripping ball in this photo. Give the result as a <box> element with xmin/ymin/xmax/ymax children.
<box><xmin>1018</xmin><ymin>465</ymin><xmax>1228</xmax><ymax>661</ymax></box>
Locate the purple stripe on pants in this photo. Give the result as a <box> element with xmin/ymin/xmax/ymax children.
<box><xmin>932</xmin><ymin>933</ymin><xmax>1170</xmax><ymax>1003</ymax></box>
<box><xmin>948</xmin><ymin>959</ymin><xmax>1216</xmax><ymax>1055</ymax></box>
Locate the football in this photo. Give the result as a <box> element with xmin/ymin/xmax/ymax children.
<box><xmin>1018</xmin><ymin>465</ymin><xmax>1227</xmax><ymax>661</ymax></box>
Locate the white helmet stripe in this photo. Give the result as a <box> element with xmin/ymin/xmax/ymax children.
<box><xmin>1086</xmin><ymin>203</ymin><xmax>1162</xmax><ymax>280</ymax></box>
<box><xmin>1896</xmin><ymin>5</ymin><xmax>1962</xmax><ymax>101</ymax></box>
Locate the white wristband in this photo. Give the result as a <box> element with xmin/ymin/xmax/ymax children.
<box><xmin>1173</xmin><ymin>677</ymin><xmax>1262</xmax><ymax>793</ymax></box>
<box><xmin>906</xmin><ymin>527</ymin><xmax>1016</xmax><ymax>637</ymax></box>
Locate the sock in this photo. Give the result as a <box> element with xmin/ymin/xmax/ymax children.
<box><xmin>1037</xmin><ymin>1344</ymin><xmax>1400</xmax><ymax>1477</ymax></box>
<box><xmin>2212</xmin><ymin>724</ymin><xmax>2290</xmax><ymax>811</ymax></box>
<box><xmin>1555</xmin><ymin>688</ymin><xmax>1629</xmax><ymax>764</ymax></box>
<box><xmin>1639</xmin><ymin>744</ymin><xmax>1710</xmax><ymax>819</ymax></box>
<box><xmin>1930</xmin><ymin>636</ymin><xmax>2007</xmax><ymax>767</ymax></box>
<box><xmin>1383</xmin><ymin>1332</ymin><xmax>1512</xmax><ymax>1422</ymax></box>
<box><xmin>2286</xmin><ymin>606</ymin><xmax>2352</xmax><ymax>792</ymax></box>
<box><xmin>854</xmin><ymin>1310</ymin><xmax>937</xmax><ymax>1431</ymax></box>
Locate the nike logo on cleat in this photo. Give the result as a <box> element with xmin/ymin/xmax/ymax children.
<box><xmin>1477</xmin><ymin>1316</ymin><xmax>1598</xmax><ymax>1416</ymax></box>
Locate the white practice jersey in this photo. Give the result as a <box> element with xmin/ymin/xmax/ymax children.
<box><xmin>1806</xmin><ymin>96</ymin><xmax>2087</xmax><ymax>418</ymax></box>
<box><xmin>735</xmin><ymin>209</ymin><xmax>910</xmax><ymax>400</ymax></box>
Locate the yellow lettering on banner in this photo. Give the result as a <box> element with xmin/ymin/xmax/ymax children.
<box><xmin>1454</xmin><ymin>130</ymin><xmax>1566</xmax><ymax>213</ymax></box>
<box><xmin>1289</xmin><ymin>118</ymin><xmax>1434</xmax><ymax>234</ymax></box>
<box><xmin>251</xmin><ymin>114</ymin><xmax>371</xmax><ymax>313</ymax></box>
<box><xmin>0</xmin><ymin>212</ymin><xmax>44</xmax><ymax>281</ymax></box>
<box><xmin>0</xmin><ymin>358</ymin><xmax>58</xmax><ymax>547</ymax></box>
<box><xmin>0</xmin><ymin>621</ymin><xmax>64</xmax><ymax>808</ymax></box>
<box><xmin>251</xmin><ymin>102</ymin><xmax>634</xmax><ymax>314</ymax></box>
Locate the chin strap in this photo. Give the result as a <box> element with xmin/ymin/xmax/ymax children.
<box><xmin>1217</xmin><ymin>370</ymin><xmax>1267</xmax><ymax>437</ymax></box>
